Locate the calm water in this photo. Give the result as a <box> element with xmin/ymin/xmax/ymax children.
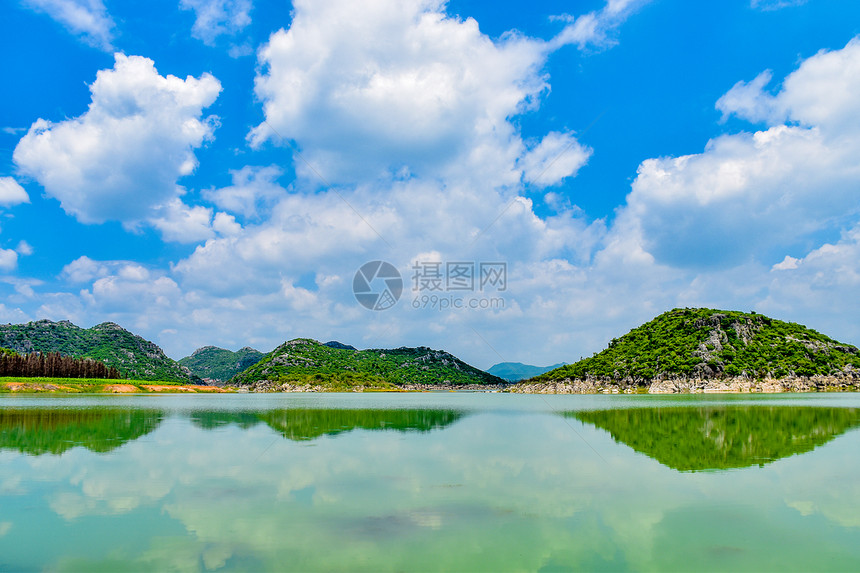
<box><xmin>1</xmin><ymin>392</ymin><xmax>859</xmax><ymax>572</ymax></box>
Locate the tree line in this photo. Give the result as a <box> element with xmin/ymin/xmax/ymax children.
<box><xmin>0</xmin><ymin>350</ymin><xmax>122</xmax><ymax>379</ymax></box>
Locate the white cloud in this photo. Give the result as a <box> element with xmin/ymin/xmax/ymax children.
<box><xmin>179</xmin><ymin>0</ymin><xmax>252</xmax><ymax>45</ymax></box>
<box><xmin>614</xmin><ymin>37</ymin><xmax>860</xmax><ymax>269</ymax></box>
<box><xmin>14</xmin><ymin>54</ymin><xmax>221</xmax><ymax>229</ymax></box>
<box><xmin>212</xmin><ymin>212</ymin><xmax>242</xmax><ymax>236</ymax></box>
<box><xmin>203</xmin><ymin>165</ymin><xmax>286</xmax><ymax>219</ymax></box>
<box><xmin>15</xmin><ymin>241</ymin><xmax>34</xmax><ymax>256</ymax></box>
<box><xmin>519</xmin><ymin>132</ymin><xmax>592</xmax><ymax>187</ymax></box>
<box><xmin>249</xmin><ymin>0</ymin><xmax>554</xmax><ymax>185</ymax></box>
<box><xmin>62</xmin><ymin>256</ymin><xmax>110</xmax><ymax>283</ymax></box>
<box><xmin>549</xmin><ymin>0</ymin><xmax>650</xmax><ymax>50</ymax></box>
<box><xmin>0</xmin><ymin>177</ymin><xmax>29</xmax><ymax>206</ymax></box>
<box><xmin>772</xmin><ymin>255</ymin><xmax>799</xmax><ymax>271</ymax></box>
<box><xmin>0</xmin><ymin>249</ymin><xmax>18</xmax><ymax>270</ymax></box>
<box><xmin>716</xmin><ymin>70</ymin><xmax>778</xmax><ymax>124</ymax></box>
<box><xmin>23</xmin><ymin>0</ymin><xmax>115</xmax><ymax>50</ymax></box>
<box><xmin>759</xmin><ymin>224</ymin><xmax>860</xmax><ymax>342</ymax></box>
<box><xmin>149</xmin><ymin>199</ymin><xmax>216</xmax><ymax>244</ymax></box>
<box><xmin>718</xmin><ymin>38</ymin><xmax>860</xmax><ymax>134</ymax></box>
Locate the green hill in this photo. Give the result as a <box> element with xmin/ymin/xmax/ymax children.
<box><xmin>230</xmin><ymin>338</ymin><xmax>505</xmax><ymax>388</ymax></box>
<box><xmin>0</xmin><ymin>320</ymin><xmax>199</xmax><ymax>383</ymax></box>
<box><xmin>533</xmin><ymin>308</ymin><xmax>860</xmax><ymax>385</ymax></box>
<box><xmin>571</xmin><ymin>406</ymin><xmax>860</xmax><ymax>471</ymax></box>
<box><xmin>179</xmin><ymin>346</ymin><xmax>264</xmax><ymax>383</ymax></box>
<box><xmin>488</xmin><ymin>362</ymin><xmax>566</xmax><ymax>381</ymax></box>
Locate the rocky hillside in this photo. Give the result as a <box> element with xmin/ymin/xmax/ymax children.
<box><xmin>179</xmin><ymin>346</ymin><xmax>264</xmax><ymax>384</ymax></box>
<box><xmin>0</xmin><ymin>320</ymin><xmax>199</xmax><ymax>383</ymax></box>
<box><xmin>528</xmin><ymin>308</ymin><xmax>860</xmax><ymax>389</ymax></box>
<box><xmin>230</xmin><ymin>338</ymin><xmax>505</xmax><ymax>389</ymax></box>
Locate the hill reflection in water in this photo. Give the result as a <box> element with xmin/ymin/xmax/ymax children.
<box><xmin>0</xmin><ymin>408</ymin><xmax>163</xmax><ymax>455</ymax></box>
<box><xmin>190</xmin><ymin>408</ymin><xmax>466</xmax><ymax>441</ymax></box>
<box><xmin>570</xmin><ymin>405</ymin><xmax>860</xmax><ymax>471</ymax></box>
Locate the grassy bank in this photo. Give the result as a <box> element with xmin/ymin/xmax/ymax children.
<box><xmin>0</xmin><ymin>377</ymin><xmax>231</xmax><ymax>393</ymax></box>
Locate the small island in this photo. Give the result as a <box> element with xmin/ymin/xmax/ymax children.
<box><xmin>513</xmin><ymin>308</ymin><xmax>860</xmax><ymax>394</ymax></box>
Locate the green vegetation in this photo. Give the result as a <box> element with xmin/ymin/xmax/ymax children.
<box><xmin>189</xmin><ymin>408</ymin><xmax>465</xmax><ymax>441</ymax></box>
<box><xmin>179</xmin><ymin>345</ymin><xmax>264</xmax><ymax>383</ymax></box>
<box><xmin>534</xmin><ymin>308</ymin><xmax>860</xmax><ymax>384</ymax></box>
<box><xmin>0</xmin><ymin>320</ymin><xmax>198</xmax><ymax>383</ymax></box>
<box><xmin>571</xmin><ymin>406</ymin><xmax>860</xmax><ymax>471</ymax></box>
<box><xmin>0</xmin><ymin>377</ymin><xmax>189</xmax><ymax>393</ymax></box>
<box><xmin>487</xmin><ymin>362</ymin><xmax>566</xmax><ymax>381</ymax></box>
<box><xmin>0</xmin><ymin>349</ymin><xmax>121</xmax><ymax>379</ymax></box>
<box><xmin>0</xmin><ymin>408</ymin><xmax>163</xmax><ymax>455</ymax></box>
<box><xmin>230</xmin><ymin>338</ymin><xmax>504</xmax><ymax>387</ymax></box>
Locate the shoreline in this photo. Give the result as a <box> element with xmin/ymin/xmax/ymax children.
<box><xmin>510</xmin><ymin>375</ymin><xmax>860</xmax><ymax>394</ymax></box>
<box><xmin>4</xmin><ymin>377</ymin><xmax>860</xmax><ymax>394</ymax></box>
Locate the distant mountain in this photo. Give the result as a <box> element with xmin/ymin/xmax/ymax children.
<box><xmin>533</xmin><ymin>308</ymin><xmax>860</xmax><ymax>386</ymax></box>
<box><xmin>488</xmin><ymin>362</ymin><xmax>566</xmax><ymax>381</ymax></box>
<box><xmin>230</xmin><ymin>338</ymin><xmax>505</xmax><ymax>389</ymax></box>
<box><xmin>0</xmin><ymin>320</ymin><xmax>199</xmax><ymax>383</ymax></box>
<box><xmin>179</xmin><ymin>346</ymin><xmax>264</xmax><ymax>383</ymax></box>
<box><xmin>323</xmin><ymin>341</ymin><xmax>357</xmax><ymax>350</ymax></box>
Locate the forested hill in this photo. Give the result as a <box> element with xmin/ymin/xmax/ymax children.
<box><xmin>0</xmin><ymin>320</ymin><xmax>198</xmax><ymax>383</ymax></box>
<box><xmin>230</xmin><ymin>338</ymin><xmax>505</xmax><ymax>388</ymax></box>
<box><xmin>533</xmin><ymin>308</ymin><xmax>860</xmax><ymax>384</ymax></box>
<box><xmin>179</xmin><ymin>346</ymin><xmax>264</xmax><ymax>383</ymax></box>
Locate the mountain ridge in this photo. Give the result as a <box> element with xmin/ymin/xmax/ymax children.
<box><xmin>179</xmin><ymin>346</ymin><xmax>264</xmax><ymax>384</ymax></box>
<box><xmin>230</xmin><ymin>338</ymin><xmax>505</xmax><ymax>390</ymax></box>
<box><xmin>0</xmin><ymin>320</ymin><xmax>199</xmax><ymax>383</ymax></box>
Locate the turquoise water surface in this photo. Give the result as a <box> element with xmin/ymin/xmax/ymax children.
<box><xmin>1</xmin><ymin>392</ymin><xmax>859</xmax><ymax>571</ymax></box>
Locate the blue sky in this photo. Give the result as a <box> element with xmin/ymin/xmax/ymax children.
<box><xmin>2</xmin><ymin>0</ymin><xmax>860</xmax><ymax>368</ymax></box>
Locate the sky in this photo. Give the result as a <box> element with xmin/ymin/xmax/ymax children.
<box><xmin>1</xmin><ymin>0</ymin><xmax>860</xmax><ymax>369</ymax></box>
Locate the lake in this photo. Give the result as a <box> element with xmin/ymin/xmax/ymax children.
<box><xmin>1</xmin><ymin>392</ymin><xmax>859</xmax><ymax>571</ymax></box>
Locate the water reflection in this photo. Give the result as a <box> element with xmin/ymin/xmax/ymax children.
<box><xmin>0</xmin><ymin>407</ymin><xmax>465</xmax><ymax>456</ymax></box>
<box><xmin>570</xmin><ymin>406</ymin><xmax>860</xmax><ymax>471</ymax></box>
<box><xmin>0</xmin><ymin>408</ymin><xmax>163</xmax><ymax>455</ymax></box>
<box><xmin>190</xmin><ymin>408</ymin><xmax>466</xmax><ymax>440</ymax></box>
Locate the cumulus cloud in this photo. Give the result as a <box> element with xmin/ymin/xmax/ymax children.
<box><xmin>23</xmin><ymin>0</ymin><xmax>115</xmax><ymax>50</ymax></box>
<box><xmin>760</xmin><ymin>224</ymin><xmax>860</xmax><ymax>341</ymax></box>
<box><xmin>203</xmin><ymin>165</ymin><xmax>286</xmax><ymax>219</ymax></box>
<box><xmin>62</xmin><ymin>256</ymin><xmax>110</xmax><ymax>283</ymax></box>
<box><xmin>14</xmin><ymin>54</ymin><xmax>221</xmax><ymax>228</ymax></box>
<box><xmin>179</xmin><ymin>0</ymin><xmax>252</xmax><ymax>45</ymax></box>
<box><xmin>0</xmin><ymin>177</ymin><xmax>29</xmax><ymax>206</ymax></box>
<box><xmin>718</xmin><ymin>38</ymin><xmax>860</xmax><ymax>134</ymax></box>
<box><xmin>614</xmin><ymin>37</ymin><xmax>860</xmax><ymax>269</ymax></box>
<box><xmin>249</xmin><ymin>0</ymin><xmax>556</xmax><ymax>184</ymax></box>
<box><xmin>149</xmin><ymin>199</ymin><xmax>216</xmax><ymax>244</ymax></box>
